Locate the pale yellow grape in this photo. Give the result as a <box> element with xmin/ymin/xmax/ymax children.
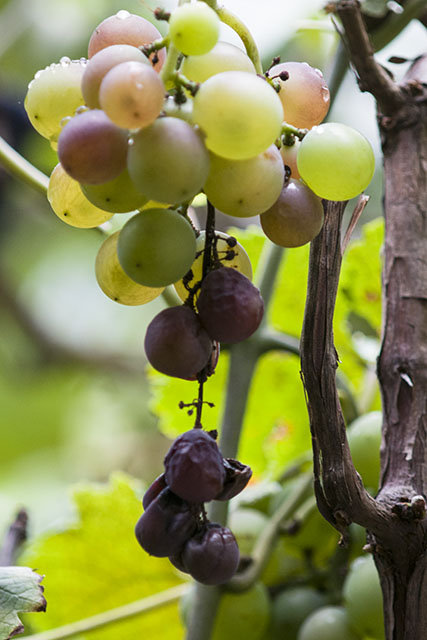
<box><xmin>168</xmin><ymin>3</ymin><xmax>220</xmax><ymax>56</ymax></box>
<box><xmin>192</xmin><ymin>72</ymin><xmax>283</xmax><ymax>160</ymax></box>
<box><xmin>48</xmin><ymin>163</ymin><xmax>113</xmax><ymax>228</ymax></box>
<box><xmin>80</xmin><ymin>168</ymin><xmax>148</xmax><ymax>213</ymax></box>
<box><xmin>181</xmin><ymin>41</ymin><xmax>256</xmax><ymax>83</ymax></box>
<box><xmin>95</xmin><ymin>232</ymin><xmax>164</xmax><ymax>305</ymax></box>
<box><xmin>297</xmin><ymin>123</ymin><xmax>375</xmax><ymax>200</ymax></box>
<box><xmin>99</xmin><ymin>61</ymin><xmax>165</xmax><ymax>130</ymax></box>
<box><xmin>269</xmin><ymin>61</ymin><xmax>330</xmax><ymax>129</ymax></box>
<box><xmin>204</xmin><ymin>145</ymin><xmax>284</xmax><ymax>218</ymax></box>
<box><xmin>25</xmin><ymin>59</ymin><xmax>86</xmax><ymax>143</ymax></box>
<box><xmin>174</xmin><ymin>231</ymin><xmax>252</xmax><ymax>301</ymax></box>
<box><xmin>81</xmin><ymin>44</ymin><xmax>149</xmax><ymax>109</ymax></box>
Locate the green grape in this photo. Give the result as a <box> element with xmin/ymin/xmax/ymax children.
<box><xmin>343</xmin><ymin>556</ymin><xmax>385</xmax><ymax>639</ymax></box>
<box><xmin>227</xmin><ymin>508</ymin><xmax>267</xmax><ymax>555</ymax></box>
<box><xmin>181</xmin><ymin>582</ymin><xmax>271</xmax><ymax>640</ymax></box>
<box><xmin>286</xmin><ymin>502</ymin><xmax>340</xmax><ymax>564</ymax></box>
<box><xmin>117</xmin><ymin>208</ymin><xmax>196</xmax><ymax>287</ymax></box>
<box><xmin>270</xmin><ymin>587</ymin><xmax>328</xmax><ymax>640</ymax></box>
<box><xmin>181</xmin><ymin>41</ymin><xmax>256</xmax><ymax>82</ymax></box>
<box><xmin>99</xmin><ymin>60</ymin><xmax>165</xmax><ymax>130</ymax></box>
<box><xmin>280</xmin><ymin>139</ymin><xmax>301</xmax><ymax>179</ymax></box>
<box><xmin>347</xmin><ymin>411</ymin><xmax>382</xmax><ymax>490</ymax></box>
<box><xmin>168</xmin><ymin>3</ymin><xmax>220</xmax><ymax>56</ymax></box>
<box><xmin>269</xmin><ymin>61</ymin><xmax>330</xmax><ymax>129</ymax></box>
<box><xmin>174</xmin><ymin>230</ymin><xmax>253</xmax><ymax>302</ymax></box>
<box><xmin>192</xmin><ymin>71</ymin><xmax>284</xmax><ymax>160</ymax></box>
<box><xmin>261</xmin><ymin>538</ymin><xmax>305</xmax><ymax>587</ymax></box>
<box><xmin>297</xmin><ymin>123</ymin><xmax>375</xmax><ymax>200</ymax></box>
<box><xmin>24</xmin><ymin>58</ymin><xmax>86</xmax><ymax>143</ymax></box>
<box><xmin>260</xmin><ymin>178</ymin><xmax>324</xmax><ymax>248</ymax></box>
<box><xmin>95</xmin><ymin>232</ymin><xmax>164</xmax><ymax>305</ymax></box>
<box><xmin>204</xmin><ymin>145</ymin><xmax>285</xmax><ymax>218</ymax></box>
<box><xmin>57</xmin><ymin>109</ymin><xmax>128</xmax><ymax>184</ymax></box>
<box><xmin>127</xmin><ymin>117</ymin><xmax>210</xmax><ymax>204</ymax></box>
<box><xmin>81</xmin><ymin>44</ymin><xmax>149</xmax><ymax>109</ymax></box>
<box><xmin>88</xmin><ymin>11</ymin><xmax>165</xmax><ymax>69</ymax></box>
<box><xmin>80</xmin><ymin>168</ymin><xmax>148</xmax><ymax>213</ymax></box>
<box><xmin>47</xmin><ymin>163</ymin><xmax>113</xmax><ymax>228</ymax></box>
<box><xmin>297</xmin><ymin>606</ymin><xmax>360</xmax><ymax>640</ymax></box>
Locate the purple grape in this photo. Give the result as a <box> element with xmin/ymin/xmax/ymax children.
<box><xmin>57</xmin><ymin>109</ymin><xmax>128</xmax><ymax>184</ymax></box>
<box><xmin>144</xmin><ymin>305</ymin><xmax>213</xmax><ymax>379</ymax></box>
<box><xmin>196</xmin><ymin>268</ymin><xmax>264</xmax><ymax>343</ymax></box>
<box><xmin>135</xmin><ymin>488</ymin><xmax>198</xmax><ymax>557</ymax></box>
<box><xmin>168</xmin><ymin>552</ymin><xmax>188</xmax><ymax>574</ymax></box>
<box><xmin>215</xmin><ymin>458</ymin><xmax>253</xmax><ymax>501</ymax></box>
<box><xmin>142</xmin><ymin>473</ymin><xmax>167</xmax><ymax>510</ymax></box>
<box><xmin>164</xmin><ymin>429</ymin><xmax>226</xmax><ymax>503</ymax></box>
<box><xmin>182</xmin><ymin>523</ymin><xmax>240</xmax><ymax>585</ymax></box>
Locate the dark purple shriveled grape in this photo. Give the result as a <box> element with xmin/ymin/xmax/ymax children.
<box><xmin>142</xmin><ymin>473</ymin><xmax>167</xmax><ymax>510</ymax></box>
<box><xmin>215</xmin><ymin>458</ymin><xmax>253</xmax><ymax>501</ymax></box>
<box><xmin>196</xmin><ymin>268</ymin><xmax>264</xmax><ymax>343</ymax></box>
<box><xmin>144</xmin><ymin>306</ymin><xmax>213</xmax><ymax>379</ymax></box>
<box><xmin>182</xmin><ymin>523</ymin><xmax>240</xmax><ymax>585</ymax></box>
<box><xmin>57</xmin><ymin>109</ymin><xmax>128</xmax><ymax>184</ymax></box>
<box><xmin>164</xmin><ymin>429</ymin><xmax>226</xmax><ymax>503</ymax></box>
<box><xmin>135</xmin><ymin>488</ymin><xmax>198</xmax><ymax>557</ymax></box>
<box><xmin>168</xmin><ymin>552</ymin><xmax>189</xmax><ymax>574</ymax></box>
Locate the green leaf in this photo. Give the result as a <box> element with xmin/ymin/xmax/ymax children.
<box><xmin>20</xmin><ymin>474</ymin><xmax>185</xmax><ymax>640</ymax></box>
<box><xmin>0</xmin><ymin>566</ymin><xmax>46</xmax><ymax>639</ymax></box>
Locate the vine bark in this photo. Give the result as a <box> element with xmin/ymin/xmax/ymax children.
<box><xmin>300</xmin><ymin>3</ymin><xmax>427</xmax><ymax>638</ymax></box>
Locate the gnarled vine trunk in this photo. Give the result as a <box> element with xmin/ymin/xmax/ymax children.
<box><xmin>300</xmin><ymin>7</ymin><xmax>427</xmax><ymax>637</ymax></box>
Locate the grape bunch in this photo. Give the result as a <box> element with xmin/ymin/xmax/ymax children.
<box><xmin>23</xmin><ymin>2</ymin><xmax>376</xmax><ymax>587</ymax></box>
<box><xmin>135</xmin><ymin>428</ymin><xmax>252</xmax><ymax>584</ymax></box>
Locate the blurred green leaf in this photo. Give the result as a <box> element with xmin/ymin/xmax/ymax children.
<box><xmin>20</xmin><ymin>474</ymin><xmax>185</xmax><ymax>640</ymax></box>
<box><xmin>0</xmin><ymin>566</ymin><xmax>46</xmax><ymax>639</ymax></box>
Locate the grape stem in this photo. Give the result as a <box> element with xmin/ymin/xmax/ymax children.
<box><xmin>280</xmin><ymin>122</ymin><xmax>308</xmax><ymax>142</ymax></box>
<box><xmin>20</xmin><ymin>584</ymin><xmax>189</xmax><ymax>640</ymax></box>
<box><xmin>227</xmin><ymin>472</ymin><xmax>313</xmax><ymax>592</ymax></box>
<box><xmin>0</xmin><ymin>135</ymin><xmax>48</xmax><ymax>195</ymax></box>
<box><xmin>171</xmin><ymin>70</ymin><xmax>200</xmax><ymax>96</ymax></box>
<box><xmin>215</xmin><ymin>6</ymin><xmax>263</xmax><ymax>74</ymax></box>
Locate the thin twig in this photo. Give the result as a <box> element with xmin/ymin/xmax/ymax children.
<box><xmin>341</xmin><ymin>194</ymin><xmax>370</xmax><ymax>254</ymax></box>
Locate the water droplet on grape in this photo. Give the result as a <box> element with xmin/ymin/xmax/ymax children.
<box><xmin>128</xmin><ymin>137</ymin><xmax>135</xmax><ymax>146</ymax></box>
<box><xmin>321</xmin><ymin>86</ymin><xmax>330</xmax><ymax>102</ymax></box>
<box><xmin>314</xmin><ymin>67</ymin><xmax>324</xmax><ymax>78</ymax></box>
<box><xmin>60</xmin><ymin>116</ymin><xmax>72</xmax><ymax>128</ymax></box>
<box><xmin>116</xmin><ymin>9</ymin><xmax>131</xmax><ymax>19</ymax></box>
<box><xmin>60</xmin><ymin>56</ymin><xmax>71</xmax><ymax>65</ymax></box>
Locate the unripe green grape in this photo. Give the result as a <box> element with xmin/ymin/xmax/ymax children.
<box><xmin>228</xmin><ymin>508</ymin><xmax>267</xmax><ymax>555</ymax></box>
<box><xmin>47</xmin><ymin>163</ymin><xmax>112</xmax><ymax>228</ymax></box>
<box><xmin>127</xmin><ymin>117</ymin><xmax>210</xmax><ymax>204</ymax></box>
<box><xmin>81</xmin><ymin>44</ymin><xmax>149</xmax><ymax>109</ymax></box>
<box><xmin>193</xmin><ymin>71</ymin><xmax>284</xmax><ymax>160</ymax></box>
<box><xmin>25</xmin><ymin>59</ymin><xmax>86</xmax><ymax>143</ymax></box>
<box><xmin>181</xmin><ymin>582</ymin><xmax>271</xmax><ymax>640</ymax></box>
<box><xmin>271</xmin><ymin>587</ymin><xmax>328</xmax><ymax>640</ymax></box>
<box><xmin>174</xmin><ymin>230</ymin><xmax>253</xmax><ymax>302</ymax></box>
<box><xmin>168</xmin><ymin>3</ymin><xmax>220</xmax><ymax>56</ymax></box>
<box><xmin>80</xmin><ymin>168</ymin><xmax>148</xmax><ymax>213</ymax></box>
<box><xmin>260</xmin><ymin>179</ymin><xmax>324</xmax><ymax>248</ymax></box>
<box><xmin>181</xmin><ymin>41</ymin><xmax>256</xmax><ymax>82</ymax></box>
<box><xmin>99</xmin><ymin>61</ymin><xmax>165</xmax><ymax>130</ymax></box>
<box><xmin>261</xmin><ymin>538</ymin><xmax>305</xmax><ymax>587</ymax></box>
<box><xmin>95</xmin><ymin>232</ymin><xmax>164</xmax><ymax>305</ymax></box>
<box><xmin>117</xmin><ymin>208</ymin><xmax>196</xmax><ymax>287</ymax></box>
<box><xmin>88</xmin><ymin>11</ymin><xmax>165</xmax><ymax>70</ymax></box>
<box><xmin>204</xmin><ymin>145</ymin><xmax>285</xmax><ymax>218</ymax></box>
<box><xmin>343</xmin><ymin>555</ymin><xmax>385</xmax><ymax>639</ymax></box>
<box><xmin>347</xmin><ymin>411</ymin><xmax>382</xmax><ymax>490</ymax></box>
<box><xmin>297</xmin><ymin>123</ymin><xmax>375</xmax><ymax>201</ymax></box>
<box><xmin>297</xmin><ymin>606</ymin><xmax>360</xmax><ymax>640</ymax></box>
<box><xmin>269</xmin><ymin>61</ymin><xmax>330</xmax><ymax>130</ymax></box>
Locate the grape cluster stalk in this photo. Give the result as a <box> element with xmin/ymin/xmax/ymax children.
<box><xmin>23</xmin><ymin>0</ymin><xmax>376</xmax><ymax>600</ymax></box>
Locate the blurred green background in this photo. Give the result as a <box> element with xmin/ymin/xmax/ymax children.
<box><xmin>0</xmin><ymin>0</ymin><xmax>425</xmax><ymax>543</ymax></box>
